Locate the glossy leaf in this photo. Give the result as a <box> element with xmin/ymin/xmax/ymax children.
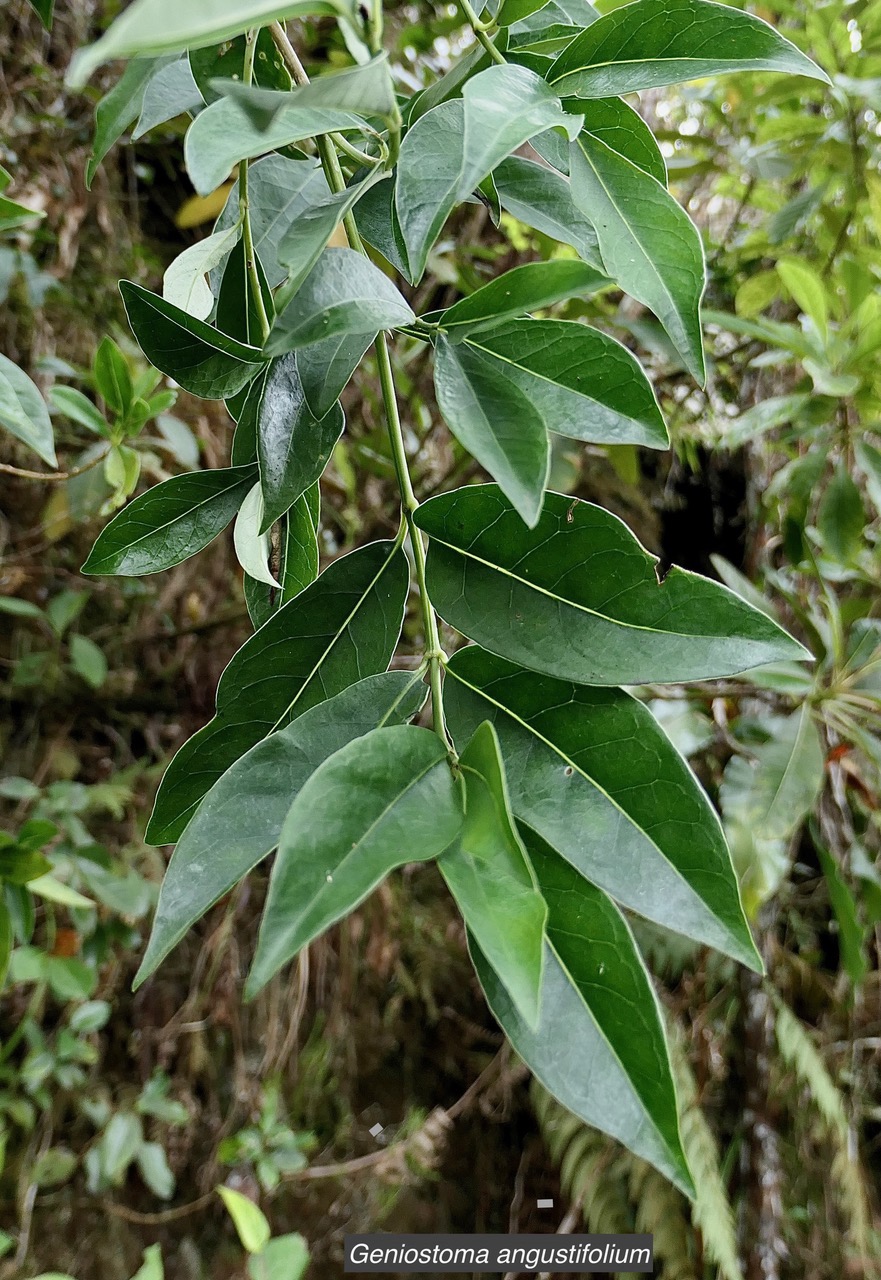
<box><xmin>452</xmin><ymin>319</ymin><xmax>667</xmax><ymax>448</ymax></box>
<box><xmin>0</xmin><ymin>354</ymin><xmax>56</xmax><ymax>467</ymax></box>
<box><xmin>119</xmin><ymin>281</ymin><xmax>265</xmax><ymax>398</ymax></box>
<box><xmin>190</xmin><ymin>28</ymin><xmax>291</xmax><ymax>105</ymax></box>
<box><xmin>472</xmin><ymin>825</ymin><xmax>692</xmax><ymax>1192</ymax></box>
<box><xmin>493</xmin><ymin>156</ymin><xmax>602</xmax><ymax>268</ymax></box>
<box><xmin>416</xmin><ymin>486</ymin><xmax>806</xmax><ymax>685</ymax></box>
<box><xmin>146</xmin><ymin>539</ymin><xmax>409</xmax><ymax>843</ymax></box>
<box><xmin>439</xmin><ymin>722</ymin><xmax>546</xmax><ymax>1028</ymax></box>
<box><xmin>184</xmin><ymin>97</ymin><xmax>364</xmax><ymax>196</ymax></box>
<box><xmin>247</xmin><ymin>725</ymin><xmax>464</xmax><ymax>995</ymax></box>
<box><xmin>69</xmin><ymin>0</ymin><xmax>347</xmax><ymax>87</ymax></box>
<box><xmin>568</xmin><ymin>133</ymin><xmax>706</xmax><ymax>380</ymax></box>
<box><xmin>436</xmin><ymin>337</ymin><xmax>548</xmax><ymax>524</ymax></box>
<box><xmin>579</xmin><ymin>96</ymin><xmax>666</xmax><ymax>184</ymax></box>
<box><xmin>295</xmin><ymin>330</ymin><xmax>375</xmax><ymax>418</ymax></box>
<box><xmin>265</xmin><ymin>248</ymin><xmax>413</xmax><ymax>355</ymax></box>
<box><xmin>135</xmin><ymin>672</ymin><xmax>426</xmax><ymax>986</ymax></box>
<box><xmin>83</xmin><ymin>465</ymin><xmax>255</xmax><ymax>575</ymax></box>
<box><xmin>446</xmin><ymin>645</ymin><xmax>761</xmax><ymax>968</ymax></box>
<box><xmin>396</xmin><ymin>65</ymin><xmax>580</xmax><ymax>280</ymax></box>
<box><xmin>257</xmin><ymin>353</ymin><xmax>344</xmax><ymax>528</ymax></box>
<box><xmin>439</xmin><ymin>260</ymin><xmax>608</xmax><ymax>338</ymax></box>
<box><xmin>548</xmin><ymin>0</ymin><xmax>828</xmax><ymax>99</ymax></box>
<box><xmin>214</xmin><ymin>54</ymin><xmax>397</xmax><ymax>126</ymax></box>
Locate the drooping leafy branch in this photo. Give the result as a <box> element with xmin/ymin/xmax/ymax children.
<box><xmin>54</xmin><ymin>0</ymin><xmax>828</xmax><ymax>1195</ymax></box>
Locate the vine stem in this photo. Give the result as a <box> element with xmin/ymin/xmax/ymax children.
<box><xmin>269</xmin><ymin>21</ymin><xmax>454</xmax><ymax>753</ymax></box>
<box><xmin>457</xmin><ymin>0</ymin><xmax>505</xmax><ymax>62</ymax></box>
<box><xmin>240</xmin><ymin>29</ymin><xmax>271</xmax><ymax>343</ymax></box>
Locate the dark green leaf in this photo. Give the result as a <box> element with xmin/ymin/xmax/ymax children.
<box><xmin>214</xmin><ymin>54</ymin><xmax>397</xmax><ymax>126</ymax></box>
<box><xmin>247</xmin><ymin>725</ymin><xmax>464</xmax><ymax>995</ymax></box>
<box><xmin>439</xmin><ymin>260</ymin><xmax>609</xmax><ymax>338</ymax></box>
<box><xmin>453</xmin><ymin>318</ymin><xmax>667</xmax><ymax>448</ymax></box>
<box><xmin>493</xmin><ymin>156</ymin><xmax>601</xmax><ymax>268</ymax></box>
<box><xmin>83</xmin><ymin>466</ymin><xmax>255</xmax><ymax>575</ymax></box>
<box><xmin>265</xmin><ymin>248</ymin><xmax>413</xmax><ymax>355</ymax></box>
<box><xmin>257</xmin><ymin>354</ymin><xmax>344</xmax><ymax>528</ymax></box>
<box><xmin>817</xmin><ymin>464</ymin><xmax>865</xmax><ymax>563</ymax></box>
<box><xmin>135</xmin><ymin>671</ymin><xmax>426</xmax><ymax>986</ymax></box>
<box><xmin>577</xmin><ymin>96</ymin><xmax>666</xmax><ymax>184</ymax></box>
<box><xmin>813</xmin><ymin>826</ymin><xmax>868</xmax><ymax>987</ymax></box>
<box><xmin>296</xmin><ymin>330</ymin><xmax>376</xmax><ymax>418</ymax></box>
<box><xmin>548</xmin><ymin>0</ymin><xmax>828</xmax><ymax>98</ymax></box>
<box><xmin>86</xmin><ymin>56</ymin><xmax>171</xmax><ymax>188</ymax></box>
<box><xmin>190</xmin><ymin>28</ymin><xmax>291</xmax><ymax>105</ymax></box>
<box><xmin>472</xmin><ymin>826</ymin><xmax>692</xmax><ymax>1192</ymax></box>
<box><xmin>275</xmin><ymin>171</ymin><xmax>390</xmax><ymax>301</ymax></box>
<box><xmin>184</xmin><ymin>97</ymin><xmax>365</xmax><ymax>196</ymax></box>
<box><xmin>352</xmin><ymin>176</ymin><xmax>410</xmax><ymax>277</ymax></box>
<box><xmin>568</xmin><ymin>133</ymin><xmax>706</xmax><ymax>380</ymax></box>
<box><xmin>28</xmin><ymin>0</ymin><xmax>54</xmax><ymax>29</ymax></box>
<box><xmin>446</xmin><ymin>645</ymin><xmax>761</xmax><ymax>968</ymax></box>
<box><xmin>439</xmin><ymin>722</ymin><xmax>546</xmax><ymax>1028</ymax></box>
<box><xmin>94</xmin><ymin>337</ymin><xmax>134</xmax><ymax>415</ymax></box>
<box><xmin>434</xmin><ymin>335</ymin><xmax>549</xmax><ymax>526</ymax></box>
<box><xmin>416</xmin><ymin>486</ymin><xmax>806</xmax><ymax>684</ymax></box>
<box><xmin>147</xmin><ymin>539</ymin><xmax>409</xmax><ymax>842</ymax></box>
<box><xmin>497</xmin><ymin>0</ymin><xmax>552</xmax><ymax>25</ymax></box>
<box><xmin>0</xmin><ymin>354</ymin><xmax>56</xmax><ymax>467</ymax></box>
<box><xmin>120</xmin><ymin>281</ymin><xmax>265</xmax><ymax>399</ymax></box>
<box><xmin>244</xmin><ymin>488</ymin><xmax>320</xmax><ymax>628</ymax></box>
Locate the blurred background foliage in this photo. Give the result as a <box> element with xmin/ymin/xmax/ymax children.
<box><xmin>1</xmin><ymin>0</ymin><xmax>881</xmax><ymax>1277</ymax></box>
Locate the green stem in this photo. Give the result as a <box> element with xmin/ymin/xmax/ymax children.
<box><xmin>268</xmin><ymin>20</ymin><xmax>454</xmax><ymax>754</ymax></box>
<box><xmin>457</xmin><ymin>0</ymin><xmax>505</xmax><ymax>62</ymax></box>
<box><xmin>240</xmin><ymin>30</ymin><xmax>271</xmax><ymax>343</ymax></box>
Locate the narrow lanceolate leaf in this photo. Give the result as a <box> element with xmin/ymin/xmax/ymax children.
<box><xmin>445</xmin><ymin>645</ymin><xmax>761</xmax><ymax>969</ymax></box>
<box><xmin>439</xmin><ymin>261</ymin><xmax>609</xmax><ymax>339</ymax></box>
<box><xmin>0</xmin><ymin>355</ymin><xmax>56</xmax><ymax>467</ymax></box>
<box><xmin>214</xmin><ymin>54</ymin><xmax>397</xmax><ymax>127</ymax></box>
<box><xmin>396</xmin><ymin>64</ymin><xmax>580</xmax><ymax>281</ymax></box>
<box><xmin>568</xmin><ymin>133</ymin><xmax>706</xmax><ymax>381</ymax></box>
<box><xmin>184</xmin><ymin>97</ymin><xmax>365</xmax><ymax>196</ymax></box>
<box><xmin>233</xmin><ymin>483</ymin><xmax>279</xmax><ymax>588</ymax></box>
<box><xmin>68</xmin><ymin>0</ymin><xmax>347</xmax><ymax>88</ymax></box>
<box><xmin>265</xmin><ymin>248</ymin><xmax>413</xmax><ymax>356</ymax></box>
<box><xmin>415</xmin><ymin>487</ymin><xmax>807</xmax><ymax>685</ymax></box>
<box><xmin>119</xmin><ymin>281</ymin><xmax>265</xmax><ymax>398</ymax></box>
<box><xmin>86</xmin><ymin>56</ymin><xmax>171</xmax><ymax>188</ymax></box>
<box><xmin>244</xmin><ymin>488</ymin><xmax>320</xmax><ymax>629</ymax></box>
<box><xmin>134</xmin><ymin>672</ymin><xmax>427</xmax><ymax>987</ymax></box>
<box><xmin>247</xmin><ymin>725</ymin><xmax>464</xmax><ymax>995</ymax></box>
<box><xmin>439</xmin><ymin>722</ymin><xmax>546</xmax><ymax>1029</ymax></box>
<box><xmin>146</xmin><ymin>539</ymin><xmax>409</xmax><ymax>843</ymax></box>
<box><xmin>83</xmin><ymin>465</ymin><xmax>255</xmax><ymax>575</ymax></box>
<box><xmin>434</xmin><ymin>336</ymin><xmax>549</xmax><ymax>528</ymax></box>
<box><xmin>452</xmin><ymin>319</ymin><xmax>667</xmax><ymax>449</ymax></box>
<box><xmin>473</xmin><ymin>825</ymin><xmax>693</xmax><ymax>1193</ymax></box>
<box><xmin>215</xmin><ymin>155</ymin><xmax>330</xmax><ymax>289</ymax></box>
<box><xmin>493</xmin><ymin>156</ymin><xmax>602</xmax><ymax>268</ymax></box>
<box><xmin>257</xmin><ymin>353</ymin><xmax>344</xmax><ymax>529</ymax></box>
<box><xmin>548</xmin><ymin>0</ymin><xmax>828</xmax><ymax>99</ymax></box>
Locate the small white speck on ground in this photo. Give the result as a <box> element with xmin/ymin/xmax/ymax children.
<box><xmin>369</xmin><ymin>1122</ymin><xmax>383</xmax><ymax>1138</ymax></box>
<box><xmin>537</xmin><ymin>1198</ymin><xmax>554</xmax><ymax>1209</ymax></box>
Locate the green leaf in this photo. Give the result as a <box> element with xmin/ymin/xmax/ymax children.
<box><xmin>576</xmin><ymin>96</ymin><xmax>667</xmax><ymax>185</ymax></box>
<box><xmin>184</xmin><ymin>97</ymin><xmax>365</xmax><ymax>196</ymax></box>
<box><xmin>163</xmin><ymin>225</ymin><xmax>241</xmax><ymax>321</ymax></box>
<box><xmin>120</xmin><ymin>281</ymin><xmax>264</xmax><ymax>399</ymax></box>
<box><xmin>133</xmin><ymin>58</ymin><xmax>205</xmax><ymax>140</ymax></box>
<box><xmin>28</xmin><ymin>0</ymin><xmax>54</xmax><ymax>28</ymax></box>
<box><xmin>214</xmin><ymin>53</ymin><xmax>397</xmax><ymax>126</ymax></box>
<box><xmin>813</xmin><ymin>828</ymin><xmax>868</xmax><ymax>987</ymax></box>
<box><xmin>396</xmin><ymin>65</ymin><xmax>580</xmax><ymax>281</ymax></box>
<box><xmin>83</xmin><ymin>465</ymin><xmax>255</xmax><ymax>575</ymax></box>
<box><xmin>720</xmin><ymin>706</ymin><xmax>824</xmax><ymax>843</ymax></box>
<box><xmin>86</xmin><ymin>56</ymin><xmax>171</xmax><ymax>188</ymax></box>
<box><xmin>439</xmin><ymin>723</ymin><xmax>546</xmax><ymax>1028</ymax></box>
<box><xmin>439</xmin><ymin>260</ymin><xmax>609</xmax><ymax>338</ymax></box>
<box><xmin>353</xmin><ymin>176</ymin><xmax>410</xmax><ymax>277</ymax></box>
<box><xmin>498</xmin><ymin>0</ymin><xmax>552</xmax><ymax>25</ymax></box>
<box><xmin>265</xmin><ymin>248</ymin><xmax>413</xmax><ymax>355</ymax></box>
<box><xmin>94</xmin><ymin>337</ymin><xmax>134</xmax><ymax>415</ymax></box>
<box><xmin>69</xmin><ymin>634</ymin><xmax>108</xmax><ymax>689</ymax></box>
<box><xmin>27</xmin><ymin>875</ymin><xmax>95</xmax><ymax>909</ymax></box>
<box><xmin>547</xmin><ymin>0</ymin><xmax>828</xmax><ymax>98</ymax></box>
<box><xmin>99</xmin><ymin>1112</ymin><xmax>143</xmax><ymax>1184</ymax></box>
<box><xmin>434</xmin><ymin>336</ymin><xmax>549</xmax><ymax>526</ymax></box>
<box><xmin>218</xmin><ymin>1186</ymin><xmax>271</xmax><ymax>1255</ymax></box>
<box><xmin>777</xmin><ymin>257</ymin><xmax>828</xmax><ymax>338</ymax></box>
<box><xmin>855</xmin><ymin>438</ymin><xmax>881</xmax><ymax>516</ymax></box>
<box><xmin>247</xmin><ymin>724</ymin><xmax>464</xmax><ymax>995</ymax></box>
<box><xmin>493</xmin><ymin>156</ymin><xmax>602</xmax><ymax>268</ymax></box>
<box><xmin>215</xmin><ymin>155</ymin><xmax>330</xmax><ymax>289</ymax></box>
<box><xmin>449</xmin><ymin>318</ymin><xmax>667</xmax><ymax>448</ymax></box>
<box><xmin>446</xmin><ymin>646</ymin><xmax>761</xmax><ymax>968</ymax></box>
<box><xmin>818</xmin><ymin>464</ymin><xmax>865</xmax><ymax>564</ymax></box>
<box><xmin>190</xmin><ymin>28</ymin><xmax>291</xmax><ymax>105</ymax></box>
<box><xmin>257</xmin><ymin>353</ymin><xmax>345</xmax><ymax>528</ymax></box>
<box><xmin>0</xmin><ymin>354</ymin><xmax>56</xmax><ymax>467</ymax></box>
<box><xmin>247</xmin><ymin>1234</ymin><xmax>309</xmax><ymax>1280</ymax></box>
<box><xmin>244</xmin><ymin>490</ymin><xmax>320</xmax><ymax>628</ymax></box>
<box><xmin>276</xmin><ymin>171</ymin><xmax>390</xmax><ymax>301</ymax></box>
<box><xmin>135</xmin><ymin>672</ymin><xmax>426</xmax><ymax>986</ymax></box>
<box><xmin>131</xmin><ymin>1244</ymin><xmax>164</xmax><ymax>1280</ymax></box>
<box><xmin>146</xmin><ymin>539</ymin><xmax>409</xmax><ymax>843</ymax></box>
<box><xmin>472</xmin><ymin>826</ymin><xmax>692</xmax><ymax>1193</ymax></box>
<box><xmin>68</xmin><ymin>0</ymin><xmax>349</xmax><ymax>88</ymax></box>
<box><xmin>0</xmin><ymin>901</ymin><xmax>11</xmax><ymax>990</ymax></box>
<box><xmin>415</xmin><ymin>486</ymin><xmax>806</xmax><ymax>685</ymax></box>
<box><xmin>137</xmin><ymin>1143</ymin><xmax>175</xmax><ymax>1199</ymax></box>
<box><xmin>234</xmin><ymin>483</ymin><xmax>279</xmax><ymax>588</ymax></box>
<box><xmin>568</xmin><ymin>133</ymin><xmax>706</xmax><ymax>381</ymax></box>
<box><xmin>295</xmin><ymin>330</ymin><xmax>375</xmax><ymax>418</ymax></box>
<box><xmin>49</xmin><ymin>386</ymin><xmax>109</xmax><ymax>438</ymax></box>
